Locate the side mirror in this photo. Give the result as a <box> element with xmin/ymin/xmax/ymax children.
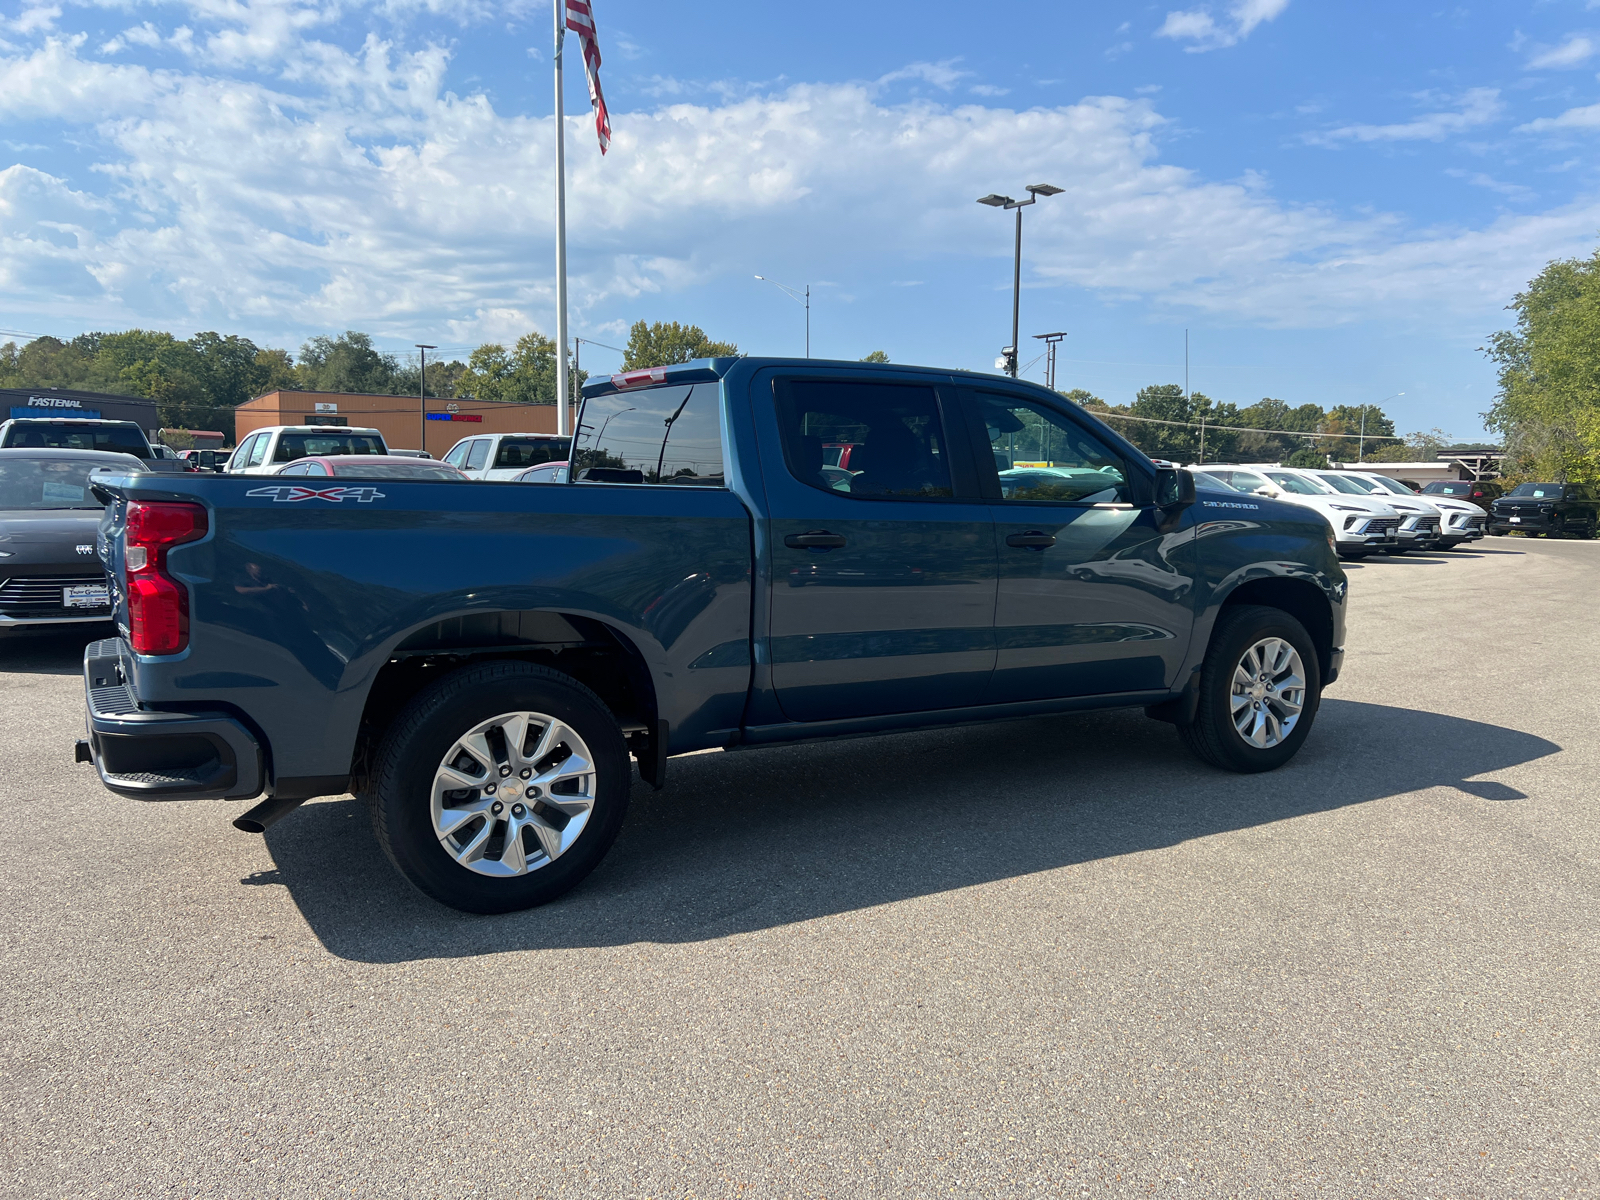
<box><xmin>1154</xmin><ymin>466</ymin><xmax>1196</xmax><ymax>509</ymax></box>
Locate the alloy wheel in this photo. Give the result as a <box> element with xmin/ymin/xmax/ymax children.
<box><xmin>430</xmin><ymin>710</ymin><xmax>596</xmax><ymax>877</ymax></box>
<box><xmin>1229</xmin><ymin>637</ymin><xmax>1306</xmax><ymax>749</ymax></box>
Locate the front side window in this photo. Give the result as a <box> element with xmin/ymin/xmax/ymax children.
<box><xmin>573</xmin><ymin>383</ymin><xmax>725</xmax><ymax>484</ymax></box>
<box><xmin>494</xmin><ymin>437</ymin><xmax>569</xmax><ymax>469</ymax></box>
<box><xmin>464</xmin><ymin>440</ymin><xmax>490</xmax><ymax>470</ymax></box>
<box><xmin>246</xmin><ymin>436</ymin><xmax>270</xmax><ymax>468</ymax></box>
<box><xmin>977</xmin><ymin>393</ymin><xmax>1130</xmax><ymax>504</ymax></box>
<box><xmin>775</xmin><ymin>380</ymin><xmax>952</xmax><ymax>499</ymax></box>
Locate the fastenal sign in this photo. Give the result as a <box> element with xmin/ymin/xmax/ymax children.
<box><xmin>26</xmin><ymin>396</ymin><xmax>85</xmax><ymax>408</ymax></box>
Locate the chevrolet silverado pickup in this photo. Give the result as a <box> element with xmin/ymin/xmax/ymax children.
<box><xmin>80</xmin><ymin>358</ymin><xmax>1347</xmax><ymax>913</ymax></box>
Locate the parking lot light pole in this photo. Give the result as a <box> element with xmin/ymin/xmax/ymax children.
<box><xmin>416</xmin><ymin>344</ymin><xmax>436</xmax><ymax>453</ymax></box>
<box><xmin>754</xmin><ymin>276</ymin><xmax>810</xmax><ymax>357</ymax></box>
<box><xmin>979</xmin><ymin>185</ymin><xmax>1063</xmax><ymax>377</ymax></box>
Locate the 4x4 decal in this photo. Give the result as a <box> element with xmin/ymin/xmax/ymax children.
<box><xmin>245</xmin><ymin>485</ymin><xmax>386</xmax><ymax>504</ymax></box>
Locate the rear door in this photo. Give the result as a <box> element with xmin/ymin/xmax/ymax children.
<box><xmin>753</xmin><ymin>372</ymin><xmax>997</xmax><ymax>723</ymax></box>
<box><xmin>960</xmin><ymin>388</ymin><xmax>1195</xmax><ymax>703</ymax></box>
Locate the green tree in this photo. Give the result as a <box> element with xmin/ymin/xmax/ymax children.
<box><xmin>1485</xmin><ymin>246</ymin><xmax>1600</xmax><ymax>484</ymax></box>
<box><xmin>1285</xmin><ymin>446</ymin><xmax>1330</xmax><ymax>469</ymax></box>
<box><xmin>1362</xmin><ymin>443</ymin><xmax>1417</xmax><ymax>463</ymax></box>
<box><xmin>454</xmin><ymin>332</ymin><xmax>585</xmax><ymax>404</ymax></box>
<box><xmin>1060</xmin><ymin>388</ymin><xmax>1103</xmax><ymax>407</ymax></box>
<box><xmin>254</xmin><ymin>347</ymin><xmax>297</xmax><ymax>394</ymax></box>
<box><xmin>1231</xmin><ymin>398</ymin><xmax>1326</xmax><ymax>462</ymax></box>
<box><xmin>860</xmin><ymin>350</ymin><xmax>890</xmax><ymax>363</ymax></box>
<box><xmin>297</xmin><ymin>331</ymin><xmax>399</xmax><ymax>393</ymax></box>
<box><xmin>622</xmin><ymin>321</ymin><xmax>738</xmax><ymax>370</ymax></box>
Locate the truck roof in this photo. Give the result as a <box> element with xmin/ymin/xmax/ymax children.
<box><xmin>580</xmin><ymin>356</ymin><xmax>1054</xmax><ymax>399</ymax></box>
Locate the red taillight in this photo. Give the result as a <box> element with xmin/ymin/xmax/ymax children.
<box><xmin>124</xmin><ymin>501</ymin><xmax>207</xmax><ymax>655</ymax></box>
<box><xmin>611</xmin><ymin>367</ymin><xmax>668</xmax><ymax>390</ymax></box>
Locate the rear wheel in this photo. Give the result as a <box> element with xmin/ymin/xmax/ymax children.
<box><xmin>1177</xmin><ymin>605</ymin><xmax>1323</xmax><ymax>773</ymax></box>
<box><xmin>370</xmin><ymin>660</ymin><xmax>632</xmax><ymax>913</ymax></box>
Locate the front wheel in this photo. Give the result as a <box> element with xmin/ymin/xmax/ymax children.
<box><xmin>1177</xmin><ymin>605</ymin><xmax>1323</xmax><ymax>773</ymax></box>
<box><xmin>370</xmin><ymin>661</ymin><xmax>632</xmax><ymax>913</ymax></box>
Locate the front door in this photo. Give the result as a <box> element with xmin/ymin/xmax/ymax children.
<box><xmin>758</xmin><ymin>374</ymin><xmax>997</xmax><ymax>723</ymax></box>
<box><xmin>963</xmin><ymin>389</ymin><xmax>1196</xmax><ymax>703</ymax></box>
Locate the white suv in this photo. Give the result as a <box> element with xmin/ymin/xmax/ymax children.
<box><xmin>1219</xmin><ymin>465</ymin><xmax>1403</xmax><ymax>559</ymax></box>
<box><xmin>1309</xmin><ymin>470</ymin><xmax>1443</xmax><ymax>552</ymax></box>
<box><xmin>442</xmin><ymin>433</ymin><xmax>570</xmax><ymax>481</ymax></box>
<box><xmin>227</xmin><ymin>426</ymin><xmax>388</xmax><ymax>474</ymax></box>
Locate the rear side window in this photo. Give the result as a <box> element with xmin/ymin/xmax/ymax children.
<box><xmin>443</xmin><ymin>441</ymin><xmax>470</xmax><ymax>467</ymax></box>
<box><xmin>775</xmin><ymin>380</ymin><xmax>951</xmax><ymax>499</ymax></box>
<box><xmin>573</xmin><ymin>383</ymin><xmax>725</xmax><ymax>484</ymax></box>
<box><xmin>494</xmin><ymin>437</ymin><xmax>569</xmax><ymax>469</ymax></box>
<box><xmin>464</xmin><ymin>440</ymin><xmax>490</xmax><ymax>470</ymax></box>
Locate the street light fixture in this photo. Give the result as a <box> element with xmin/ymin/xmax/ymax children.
<box><xmin>755</xmin><ymin>275</ymin><xmax>810</xmax><ymax>357</ymax></box>
<box><xmin>978</xmin><ymin>184</ymin><xmax>1063</xmax><ymax>378</ymax></box>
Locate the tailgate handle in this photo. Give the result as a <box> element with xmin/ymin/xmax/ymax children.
<box><xmin>784</xmin><ymin>530</ymin><xmax>847</xmax><ymax>550</ymax></box>
<box><xmin>1006</xmin><ymin>531</ymin><xmax>1057</xmax><ymax>549</ymax></box>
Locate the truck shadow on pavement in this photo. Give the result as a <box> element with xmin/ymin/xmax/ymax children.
<box><xmin>263</xmin><ymin>698</ymin><xmax>1559</xmax><ymax>963</ymax></box>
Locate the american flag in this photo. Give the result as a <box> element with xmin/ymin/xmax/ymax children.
<box><xmin>565</xmin><ymin>0</ymin><xmax>611</xmax><ymax>154</ymax></box>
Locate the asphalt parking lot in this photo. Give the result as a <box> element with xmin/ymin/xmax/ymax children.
<box><xmin>3</xmin><ymin>537</ymin><xmax>1598</xmax><ymax>1198</ymax></box>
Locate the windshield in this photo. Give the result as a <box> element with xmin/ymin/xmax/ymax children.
<box><xmin>1265</xmin><ymin>471</ymin><xmax>1330</xmax><ymax>496</ymax></box>
<box><xmin>1316</xmin><ymin>473</ymin><xmax>1373</xmax><ymax>495</ymax></box>
<box><xmin>1508</xmin><ymin>483</ymin><xmax>1559</xmax><ymax>498</ymax></box>
<box><xmin>0</xmin><ymin>458</ymin><xmax>116</xmax><ymax>509</ymax></box>
<box><xmin>1424</xmin><ymin>481</ymin><xmax>1476</xmax><ymax>496</ymax></box>
<box><xmin>273</xmin><ymin>432</ymin><xmax>386</xmax><ymax>461</ymax></box>
<box><xmin>2</xmin><ymin>422</ymin><xmax>149</xmax><ymax>458</ymax></box>
<box><xmin>1376</xmin><ymin>476</ymin><xmax>1416</xmax><ymax>494</ymax></box>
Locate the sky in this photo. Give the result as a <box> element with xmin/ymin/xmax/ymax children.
<box><xmin>4</xmin><ymin>2</ymin><xmax>1600</xmax><ymax>440</ymax></box>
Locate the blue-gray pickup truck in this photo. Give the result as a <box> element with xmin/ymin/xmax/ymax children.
<box><xmin>81</xmin><ymin>358</ymin><xmax>1346</xmax><ymax>913</ymax></box>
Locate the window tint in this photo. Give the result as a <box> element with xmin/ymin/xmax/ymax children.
<box><xmin>493</xmin><ymin>437</ymin><xmax>569</xmax><ymax>469</ymax></box>
<box><xmin>1316</xmin><ymin>473</ymin><xmax>1371</xmax><ymax>495</ymax></box>
<box><xmin>976</xmin><ymin>393</ymin><xmax>1130</xmax><ymax>503</ymax></box>
<box><xmin>464</xmin><ymin>440</ymin><xmax>490</xmax><ymax>470</ymax></box>
<box><xmin>273</xmin><ymin>432</ymin><xmax>384</xmax><ymax>462</ymax></box>
<box><xmin>0</xmin><ymin>458</ymin><xmax>117</xmax><ymax>509</ymax></box>
<box><xmin>1205</xmin><ymin>469</ymin><xmax>1272</xmax><ymax>493</ymax></box>
<box><xmin>775</xmin><ymin>380</ymin><xmax>952</xmax><ymax>499</ymax></box>
<box><xmin>573</xmin><ymin>383</ymin><xmax>725</xmax><ymax>485</ymax></box>
<box><xmin>1376</xmin><ymin>476</ymin><xmax>1417</xmax><ymax>494</ymax></box>
<box><xmin>278</xmin><ymin>461</ymin><xmax>309</xmax><ymax>475</ymax></box>
<box><xmin>1509</xmin><ymin>483</ymin><xmax>1558</xmax><ymax>498</ymax></box>
<box><xmin>245</xmin><ymin>436</ymin><xmax>270</xmax><ymax>468</ymax></box>
<box><xmin>443</xmin><ymin>441</ymin><xmax>470</xmax><ymax>467</ymax></box>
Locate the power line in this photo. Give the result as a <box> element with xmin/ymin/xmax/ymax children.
<box><xmin>1086</xmin><ymin>409</ymin><xmax>1405</xmax><ymax>441</ymax></box>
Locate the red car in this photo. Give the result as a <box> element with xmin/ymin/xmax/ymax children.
<box><xmin>270</xmin><ymin>455</ymin><xmax>469</xmax><ymax>481</ymax></box>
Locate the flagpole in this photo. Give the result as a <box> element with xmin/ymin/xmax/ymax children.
<box><xmin>553</xmin><ymin>0</ymin><xmax>571</xmax><ymax>439</ymax></box>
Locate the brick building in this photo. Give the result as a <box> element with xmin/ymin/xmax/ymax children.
<box><xmin>234</xmin><ymin>391</ymin><xmax>576</xmax><ymax>458</ymax></box>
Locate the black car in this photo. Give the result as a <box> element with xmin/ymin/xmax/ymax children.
<box><xmin>0</xmin><ymin>448</ymin><xmax>143</xmax><ymax>633</ymax></box>
<box><xmin>1422</xmin><ymin>478</ymin><xmax>1501</xmax><ymax>511</ymax></box>
<box><xmin>1488</xmin><ymin>482</ymin><xmax>1600</xmax><ymax>538</ymax></box>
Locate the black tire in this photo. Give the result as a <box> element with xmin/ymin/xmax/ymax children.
<box><xmin>370</xmin><ymin>660</ymin><xmax>631</xmax><ymax>914</ymax></box>
<box><xmin>1177</xmin><ymin>604</ymin><xmax>1323</xmax><ymax>774</ymax></box>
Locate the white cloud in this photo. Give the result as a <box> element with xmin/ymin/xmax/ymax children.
<box><xmin>1156</xmin><ymin>0</ymin><xmax>1289</xmax><ymax>52</ymax></box>
<box><xmin>1517</xmin><ymin>102</ymin><xmax>1600</xmax><ymax>132</ymax></box>
<box><xmin>1307</xmin><ymin>88</ymin><xmax>1501</xmax><ymax>144</ymax></box>
<box><xmin>1526</xmin><ymin>34</ymin><xmax>1596</xmax><ymax>69</ymax></box>
<box><xmin>0</xmin><ymin>19</ymin><xmax>1595</xmax><ymax>343</ymax></box>
<box><xmin>1446</xmin><ymin>169</ymin><xmax>1534</xmax><ymax>200</ymax></box>
<box><xmin>876</xmin><ymin>60</ymin><xmax>969</xmax><ymax>91</ymax></box>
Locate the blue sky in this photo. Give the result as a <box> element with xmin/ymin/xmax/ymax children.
<box><xmin>4</xmin><ymin>2</ymin><xmax>1600</xmax><ymax>440</ymax></box>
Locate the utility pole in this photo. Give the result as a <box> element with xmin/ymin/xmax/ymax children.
<box><xmin>415</xmin><ymin>343</ymin><xmax>436</xmax><ymax>453</ymax></box>
<box><xmin>978</xmin><ymin>184</ymin><xmax>1063</xmax><ymax>377</ymax></box>
<box><xmin>552</xmin><ymin>0</ymin><xmax>571</xmax><ymax>438</ymax></box>
<box><xmin>1033</xmin><ymin>331</ymin><xmax>1068</xmax><ymax>391</ymax></box>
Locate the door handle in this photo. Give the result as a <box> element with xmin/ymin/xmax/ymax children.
<box><xmin>1006</xmin><ymin>531</ymin><xmax>1056</xmax><ymax>549</ymax></box>
<box><xmin>784</xmin><ymin>530</ymin><xmax>847</xmax><ymax>550</ymax></box>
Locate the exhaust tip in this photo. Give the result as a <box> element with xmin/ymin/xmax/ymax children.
<box><xmin>231</xmin><ymin>815</ymin><xmax>269</xmax><ymax>834</ymax></box>
<box><xmin>231</xmin><ymin>794</ymin><xmax>307</xmax><ymax>835</ymax></box>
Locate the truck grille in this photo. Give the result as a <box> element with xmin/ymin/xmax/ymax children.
<box><xmin>0</xmin><ymin>573</ymin><xmax>113</xmax><ymax>618</ymax></box>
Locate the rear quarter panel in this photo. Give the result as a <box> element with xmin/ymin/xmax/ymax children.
<box><xmin>101</xmin><ymin>475</ymin><xmax>753</xmax><ymax>781</ymax></box>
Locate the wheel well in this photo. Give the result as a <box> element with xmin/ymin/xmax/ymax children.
<box><xmin>348</xmin><ymin>610</ymin><xmax>657</xmax><ymax>793</ymax></box>
<box><xmin>1219</xmin><ymin>578</ymin><xmax>1334</xmax><ymax>680</ymax></box>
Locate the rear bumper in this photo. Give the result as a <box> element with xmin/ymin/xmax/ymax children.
<box><xmin>0</xmin><ymin>613</ymin><xmax>114</xmax><ymax>628</ymax></box>
<box><xmin>81</xmin><ymin>637</ymin><xmax>263</xmax><ymax>801</ymax></box>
